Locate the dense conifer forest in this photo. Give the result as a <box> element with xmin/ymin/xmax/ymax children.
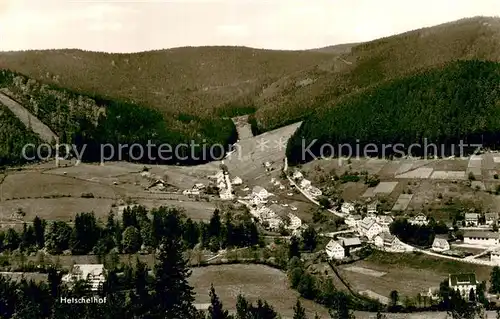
<box><xmin>287</xmin><ymin>60</ymin><xmax>500</xmax><ymax>164</ymax></box>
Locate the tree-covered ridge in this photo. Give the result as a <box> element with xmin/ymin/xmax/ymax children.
<box><xmin>3</xmin><ymin>18</ymin><xmax>500</xmax><ymax>140</ymax></box>
<box><xmin>287</xmin><ymin>60</ymin><xmax>500</xmax><ymax>164</ymax></box>
<box><xmin>0</xmin><ymin>69</ymin><xmax>237</xmax><ymax>165</ymax></box>
<box><xmin>252</xmin><ymin>17</ymin><xmax>500</xmax><ymax>134</ymax></box>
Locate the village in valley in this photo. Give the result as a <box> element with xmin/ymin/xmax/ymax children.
<box><xmin>5</xmin><ymin>114</ymin><xmax>500</xmax><ymax>317</ymax></box>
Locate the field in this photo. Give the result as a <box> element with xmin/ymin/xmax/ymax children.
<box><xmin>339</xmin><ymin>251</ymin><xmax>493</xmax><ymax>298</ymax></box>
<box><xmin>188</xmin><ymin>264</ymin><xmax>330</xmax><ymax>318</ymax></box>
<box><xmin>301</xmin><ymin>152</ymin><xmax>500</xmax><ymax>220</ymax></box>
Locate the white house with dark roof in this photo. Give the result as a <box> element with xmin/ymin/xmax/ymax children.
<box><xmin>449</xmin><ymin>273</ymin><xmax>477</xmax><ymax>300</ymax></box>
<box><xmin>325</xmin><ymin>239</ymin><xmax>345</xmax><ymax>260</ymax></box>
<box><xmin>465</xmin><ymin>213</ymin><xmax>479</xmax><ymax>227</ymax></box>
<box><xmin>431</xmin><ymin>238</ymin><xmax>450</xmax><ymax>252</ymax></box>
<box><xmin>374</xmin><ymin>232</ymin><xmax>405</xmax><ymax>252</ymax></box>
<box><xmin>252</xmin><ymin>186</ymin><xmax>270</xmax><ymax>202</ymax></box>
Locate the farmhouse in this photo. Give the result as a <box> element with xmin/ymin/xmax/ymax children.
<box><xmin>485</xmin><ymin>212</ymin><xmax>499</xmax><ymax>226</ymax></box>
<box><xmin>374</xmin><ymin>232</ymin><xmax>404</xmax><ymax>251</ymax></box>
<box><xmin>62</xmin><ymin>264</ymin><xmax>106</xmax><ymax>292</ymax></box>
<box><xmin>231</xmin><ymin>176</ymin><xmax>243</xmax><ymax>185</ymax></box>
<box><xmin>464</xmin><ymin>213</ymin><xmax>479</xmax><ymax>227</ymax></box>
<box><xmin>449</xmin><ymin>273</ymin><xmax>477</xmax><ymax>300</ymax></box>
<box><xmin>252</xmin><ymin>186</ymin><xmax>270</xmax><ymax>200</ymax></box>
<box><xmin>341</xmin><ymin>202</ymin><xmax>355</xmax><ymax>215</ymax></box>
<box><xmin>339</xmin><ymin>237</ymin><xmax>362</xmax><ymax>250</ymax></box>
<box><xmin>431</xmin><ymin>238</ymin><xmax>450</xmax><ymax>252</ymax></box>
<box><xmin>300</xmin><ymin>179</ymin><xmax>312</xmax><ymax>188</ymax></box>
<box><xmin>358</xmin><ymin>217</ymin><xmax>382</xmax><ymax>240</ymax></box>
<box><xmin>491</xmin><ymin>248</ymin><xmax>500</xmax><ymax>265</ymax></box>
<box><xmin>463</xmin><ymin>230</ymin><xmax>499</xmax><ymax>246</ymax></box>
<box><xmin>408</xmin><ymin>213</ymin><xmax>428</xmax><ymax>226</ymax></box>
<box><xmin>345</xmin><ymin>214</ymin><xmax>362</xmax><ymax>227</ymax></box>
<box><xmin>325</xmin><ymin>239</ymin><xmax>345</xmax><ymax>260</ymax></box>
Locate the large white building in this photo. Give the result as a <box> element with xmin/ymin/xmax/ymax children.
<box><xmin>463</xmin><ymin>230</ymin><xmax>499</xmax><ymax>246</ymax></box>
<box><xmin>62</xmin><ymin>264</ymin><xmax>106</xmax><ymax>292</ymax></box>
<box><xmin>449</xmin><ymin>273</ymin><xmax>477</xmax><ymax>300</ymax></box>
<box><xmin>325</xmin><ymin>239</ymin><xmax>345</xmax><ymax>260</ymax></box>
<box><xmin>358</xmin><ymin>217</ymin><xmax>382</xmax><ymax>240</ymax></box>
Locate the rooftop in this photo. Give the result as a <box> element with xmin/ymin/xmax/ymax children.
<box><xmin>449</xmin><ymin>273</ymin><xmax>477</xmax><ymax>286</ymax></box>
<box><xmin>463</xmin><ymin>230</ymin><xmax>499</xmax><ymax>239</ymax></box>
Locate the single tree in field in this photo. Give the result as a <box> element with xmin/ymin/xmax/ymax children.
<box><xmin>293</xmin><ymin>299</ymin><xmax>307</xmax><ymax>319</ymax></box>
<box><xmin>289</xmin><ymin>236</ymin><xmax>301</xmax><ymax>259</ymax></box>
<box><xmin>389</xmin><ymin>290</ymin><xmax>399</xmax><ymax>308</ymax></box>
<box><xmin>207</xmin><ymin>284</ymin><xmax>230</xmax><ymax>319</ymax></box>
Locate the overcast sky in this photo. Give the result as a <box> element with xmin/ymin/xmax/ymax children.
<box><xmin>0</xmin><ymin>0</ymin><xmax>499</xmax><ymax>52</ymax></box>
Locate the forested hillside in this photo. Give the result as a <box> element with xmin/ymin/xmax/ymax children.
<box><xmin>251</xmin><ymin>17</ymin><xmax>500</xmax><ymax>134</ymax></box>
<box><xmin>0</xmin><ymin>70</ymin><xmax>237</xmax><ymax>165</ymax></box>
<box><xmin>286</xmin><ymin>60</ymin><xmax>500</xmax><ymax>164</ymax></box>
<box><xmin>2</xmin><ymin>17</ymin><xmax>500</xmax><ymax>141</ymax></box>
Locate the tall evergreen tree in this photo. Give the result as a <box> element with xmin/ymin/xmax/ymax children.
<box><xmin>289</xmin><ymin>236</ymin><xmax>301</xmax><ymax>259</ymax></box>
<box><xmin>151</xmin><ymin>237</ymin><xmax>196</xmax><ymax>318</ymax></box>
<box><xmin>33</xmin><ymin>216</ymin><xmax>45</xmax><ymax>248</ymax></box>
<box><xmin>293</xmin><ymin>299</ymin><xmax>307</xmax><ymax>319</ymax></box>
<box><xmin>207</xmin><ymin>284</ymin><xmax>230</xmax><ymax>319</ymax></box>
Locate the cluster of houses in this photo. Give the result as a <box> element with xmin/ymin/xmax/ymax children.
<box><xmin>292</xmin><ymin>171</ymin><xmax>322</xmax><ymax>198</ymax></box>
<box><xmin>326</xmin><ymin>202</ymin><xmax>412</xmax><ymax>260</ymax></box>
<box><xmin>182</xmin><ymin>183</ymin><xmax>205</xmax><ymax>196</ymax></box>
<box><xmin>245</xmin><ymin>186</ymin><xmax>306</xmax><ymax>235</ymax></box>
<box><xmin>205</xmin><ymin>164</ymin><xmax>243</xmax><ymax>201</ymax></box>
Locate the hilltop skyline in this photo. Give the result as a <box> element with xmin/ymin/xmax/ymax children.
<box><xmin>1</xmin><ymin>0</ymin><xmax>499</xmax><ymax>52</ymax></box>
